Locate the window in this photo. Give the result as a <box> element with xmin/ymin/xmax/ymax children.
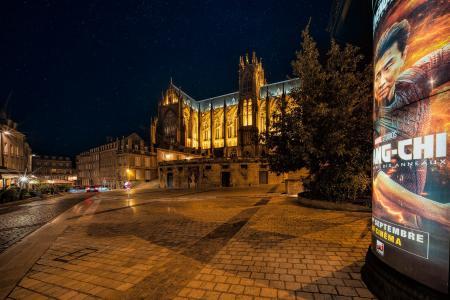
<box><xmin>243</xmin><ymin>99</ymin><xmax>252</xmax><ymax>126</ymax></box>
<box><xmin>163</xmin><ymin>110</ymin><xmax>177</xmax><ymax>143</ymax></box>
<box><xmin>215</xmin><ymin>126</ymin><xmax>220</xmax><ymax>139</ymax></box>
<box><xmin>260</xmin><ymin>113</ymin><xmax>266</xmax><ymax>132</ymax></box>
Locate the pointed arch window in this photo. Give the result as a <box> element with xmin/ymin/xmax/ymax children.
<box><xmin>243</xmin><ymin>99</ymin><xmax>252</xmax><ymax>126</ymax></box>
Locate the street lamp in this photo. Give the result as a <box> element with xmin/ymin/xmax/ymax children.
<box><xmin>19</xmin><ymin>175</ymin><xmax>29</xmax><ymax>189</ymax></box>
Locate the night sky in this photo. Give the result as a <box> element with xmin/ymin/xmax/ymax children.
<box><xmin>1</xmin><ymin>0</ymin><xmax>333</xmax><ymax>157</ymax></box>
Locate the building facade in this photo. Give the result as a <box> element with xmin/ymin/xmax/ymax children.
<box><xmin>152</xmin><ymin>53</ymin><xmax>301</xmax><ymax>188</ymax></box>
<box><xmin>152</xmin><ymin>52</ymin><xmax>300</xmax><ymax>157</ymax></box>
<box><xmin>76</xmin><ymin>133</ymin><xmax>157</xmax><ymax>188</ymax></box>
<box><xmin>32</xmin><ymin>155</ymin><xmax>76</xmax><ymax>183</ymax></box>
<box><xmin>0</xmin><ymin>115</ymin><xmax>32</xmax><ymax>188</ymax></box>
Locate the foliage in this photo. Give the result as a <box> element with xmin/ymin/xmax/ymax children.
<box><xmin>0</xmin><ymin>188</ymin><xmax>19</xmax><ymax>203</ymax></box>
<box><xmin>35</xmin><ymin>183</ymin><xmax>61</xmax><ymax>194</ymax></box>
<box><xmin>0</xmin><ymin>187</ymin><xmax>31</xmax><ymax>203</ymax></box>
<box><xmin>265</xmin><ymin>24</ymin><xmax>372</xmax><ymax>202</ymax></box>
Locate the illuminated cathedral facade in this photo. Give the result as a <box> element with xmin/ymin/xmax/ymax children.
<box><xmin>151</xmin><ymin>52</ymin><xmax>300</xmax><ymax>159</ymax></box>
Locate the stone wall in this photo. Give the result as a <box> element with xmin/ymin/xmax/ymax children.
<box><xmin>158</xmin><ymin>158</ymin><xmax>284</xmax><ymax>189</ymax></box>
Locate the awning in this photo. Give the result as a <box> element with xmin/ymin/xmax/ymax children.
<box><xmin>46</xmin><ymin>179</ymin><xmax>73</xmax><ymax>184</ymax></box>
<box><xmin>0</xmin><ymin>167</ymin><xmax>21</xmax><ymax>179</ymax></box>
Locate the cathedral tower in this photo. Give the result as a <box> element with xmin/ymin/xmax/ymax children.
<box><xmin>156</xmin><ymin>80</ymin><xmax>185</xmax><ymax>150</ymax></box>
<box><xmin>238</xmin><ymin>51</ymin><xmax>265</xmax><ymax>156</ymax></box>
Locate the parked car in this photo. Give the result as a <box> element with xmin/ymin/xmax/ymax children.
<box><xmin>98</xmin><ymin>186</ymin><xmax>109</xmax><ymax>192</ymax></box>
<box><xmin>69</xmin><ymin>186</ymin><xmax>85</xmax><ymax>193</ymax></box>
<box><xmin>85</xmin><ymin>185</ymin><xmax>99</xmax><ymax>192</ymax></box>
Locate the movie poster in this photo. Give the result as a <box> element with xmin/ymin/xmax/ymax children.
<box><xmin>372</xmin><ymin>0</ymin><xmax>449</xmax><ymax>293</ymax></box>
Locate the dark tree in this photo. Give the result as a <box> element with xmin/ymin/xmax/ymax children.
<box><xmin>265</xmin><ymin>24</ymin><xmax>372</xmax><ymax>201</ymax></box>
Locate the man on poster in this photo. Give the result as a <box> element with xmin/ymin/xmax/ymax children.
<box><xmin>373</xmin><ymin>19</ymin><xmax>450</xmax><ymax>231</ymax></box>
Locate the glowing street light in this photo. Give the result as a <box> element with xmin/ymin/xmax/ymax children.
<box><xmin>19</xmin><ymin>176</ymin><xmax>29</xmax><ymax>183</ymax></box>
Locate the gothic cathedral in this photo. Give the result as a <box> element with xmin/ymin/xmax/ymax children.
<box><xmin>151</xmin><ymin>52</ymin><xmax>300</xmax><ymax>159</ymax></box>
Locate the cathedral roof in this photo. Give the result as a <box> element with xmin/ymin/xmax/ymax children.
<box><xmin>198</xmin><ymin>92</ymin><xmax>239</xmax><ymax>109</ymax></box>
<box><xmin>167</xmin><ymin>78</ymin><xmax>300</xmax><ymax>111</ymax></box>
<box><xmin>169</xmin><ymin>82</ymin><xmax>197</xmax><ymax>107</ymax></box>
<box><xmin>259</xmin><ymin>78</ymin><xmax>300</xmax><ymax>99</ymax></box>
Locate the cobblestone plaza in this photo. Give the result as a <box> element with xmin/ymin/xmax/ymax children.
<box><xmin>2</xmin><ymin>186</ymin><xmax>375</xmax><ymax>299</ymax></box>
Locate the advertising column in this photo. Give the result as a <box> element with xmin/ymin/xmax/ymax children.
<box><xmin>370</xmin><ymin>0</ymin><xmax>449</xmax><ymax>296</ymax></box>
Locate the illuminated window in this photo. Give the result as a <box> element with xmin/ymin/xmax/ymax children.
<box><xmin>243</xmin><ymin>99</ymin><xmax>252</xmax><ymax>126</ymax></box>
<box><xmin>215</xmin><ymin>120</ymin><xmax>221</xmax><ymax>139</ymax></box>
<box><xmin>163</xmin><ymin>111</ymin><xmax>177</xmax><ymax>142</ymax></box>
<box><xmin>260</xmin><ymin>114</ymin><xmax>266</xmax><ymax>132</ymax></box>
<box><xmin>215</xmin><ymin>127</ymin><xmax>220</xmax><ymax>139</ymax></box>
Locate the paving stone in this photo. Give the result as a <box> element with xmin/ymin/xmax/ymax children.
<box><xmin>295</xmin><ymin>291</ymin><xmax>314</xmax><ymax>300</ymax></box>
<box><xmin>4</xmin><ymin>188</ymin><xmax>372</xmax><ymax>300</ymax></box>
<box><xmin>318</xmin><ymin>285</ymin><xmax>338</xmax><ymax>295</ymax></box>
<box><xmin>214</xmin><ymin>283</ymin><xmax>230</xmax><ymax>293</ymax></box>
<box><xmin>336</xmin><ymin>286</ymin><xmax>358</xmax><ymax>297</ymax></box>
<box><xmin>313</xmin><ymin>294</ymin><xmax>333</xmax><ymax>300</ymax></box>
<box><xmin>355</xmin><ymin>287</ymin><xmax>374</xmax><ymax>298</ymax></box>
<box><xmin>243</xmin><ymin>286</ymin><xmax>261</xmax><ymax>296</ymax></box>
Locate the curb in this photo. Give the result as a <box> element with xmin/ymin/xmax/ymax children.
<box><xmin>0</xmin><ymin>193</ymin><xmax>67</xmax><ymax>208</ymax></box>
<box><xmin>297</xmin><ymin>196</ymin><xmax>371</xmax><ymax>213</ymax></box>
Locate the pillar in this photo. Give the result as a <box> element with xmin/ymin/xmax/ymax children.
<box><xmin>210</xmin><ymin>100</ymin><xmax>213</xmax><ymax>156</ymax></box>
<box><xmin>362</xmin><ymin>1</ymin><xmax>450</xmax><ymax>299</ymax></box>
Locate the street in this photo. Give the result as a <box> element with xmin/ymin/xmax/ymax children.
<box><xmin>0</xmin><ymin>194</ymin><xmax>90</xmax><ymax>253</ymax></box>
<box><xmin>1</xmin><ymin>185</ymin><xmax>375</xmax><ymax>300</ymax></box>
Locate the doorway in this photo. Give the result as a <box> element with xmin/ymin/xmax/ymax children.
<box><xmin>221</xmin><ymin>172</ymin><xmax>231</xmax><ymax>187</ymax></box>
<box><xmin>167</xmin><ymin>172</ymin><xmax>174</xmax><ymax>188</ymax></box>
<box><xmin>259</xmin><ymin>171</ymin><xmax>268</xmax><ymax>184</ymax></box>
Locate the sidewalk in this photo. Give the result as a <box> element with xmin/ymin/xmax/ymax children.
<box><xmin>2</xmin><ymin>187</ymin><xmax>375</xmax><ymax>299</ymax></box>
<box><xmin>0</xmin><ymin>196</ymin><xmax>92</xmax><ymax>299</ymax></box>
